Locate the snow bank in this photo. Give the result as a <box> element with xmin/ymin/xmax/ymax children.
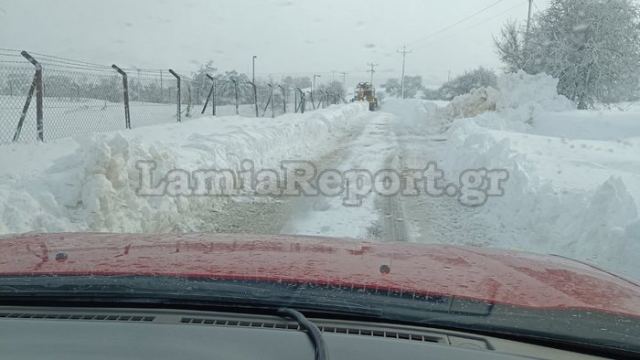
<box><xmin>530</xmin><ymin>110</ymin><xmax>640</xmax><ymax>140</ymax></box>
<box><xmin>440</xmin><ymin>87</ymin><xmax>499</xmax><ymax>120</ymax></box>
<box><xmin>429</xmin><ymin>71</ymin><xmax>640</xmax><ymax>279</ymax></box>
<box><xmin>440</xmin><ymin>119</ymin><xmax>640</xmax><ymax>280</ymax></box>
<box><xmin>496</xmin><ymin>71</ymin><xmax>575</xmax><ymax>113</ymax></box>
<box><xmin>0</xmin><ymin>104</ymin><xmax>369</xmax><ymax>234</ymax></box>
<box><xmin>440</xmin><ymin>71</ymin><xmax>575</xmax><ymax>131</ymax></box>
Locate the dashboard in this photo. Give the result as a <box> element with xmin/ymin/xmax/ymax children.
<box><xmin>0</xmin><ymin>306</ymin><xmax>608</xmax><ymax>360</ymax></box>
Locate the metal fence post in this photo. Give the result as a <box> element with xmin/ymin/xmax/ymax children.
<box><xmin>278</xmin><ymin>85</ymin><xmax>286</xmax><ymax>114</ymax></box>
<box><xmin>271</xmin><ymin>84</ymin><xmax>275</xmax><ymax>118</ymax></box>
<box><xmin>298</xmin><ymin>89</ymin><xmax>305</xmax><ymax>114</ymax></box>
<box><xmin>202</xmin><ymin>74</ymin><xmax>216</xmax><ymax>116</ymax></box>
<box><xmin>186</xmin><ymin>83</ymin><xmax>192</xmax><ymax>118</ymax></box>
<box><xmin>263</xmin><ymin>84</ymin><xmax>272</xmax><ymax>117</ymax></box>
<box><xmin>247</xmin><ymin>81</ymin><xmax>258</xmax><ymax>117</ymax></box>
<box><xmin>212</xmin><ymin>78</ymin><xmax>216</xmax><ymax>116</ymax></box>
<box><xmin>12</xmin><ymin>78</ymin><xmax>36</xmax><ymax>142</ymax></box>
<box><xmin>21</xmin><ymin>51</ymin><xmax>43</xmax><ymax>141</ymax></box>
<box><xmin>168</xmin><ymin>69</ymin><xmax>181</xmax><ymax>122</ymax></box>
<box><xmin>111</xmin><ymin>64</ymin><xmax>131</xmax><ymax>129</ymax></box>
<box><xmin>231</xmin><ymin>79</ymin><xmax>239</xmax><ymax>115</ymax></box>
<box><xmin>309</xmin><ymin>91</ymin><xmax>315</xmax><ymax>110</ymax></box>
<box><xmin>265</xmin><ymin>84</ymin><xmax>275</xmax><ymax>118</ymax></box>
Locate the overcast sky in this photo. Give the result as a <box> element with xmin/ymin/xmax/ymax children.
<box><xmin>0</xmin><ymin>0</ymin><xmax>549</xmax><ymax>86</ymax></box>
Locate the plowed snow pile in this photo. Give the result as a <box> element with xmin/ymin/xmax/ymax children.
<box><xmin>0</xmin><ymin>104</ymin><xmax>368</xmax><ymax>234</ymax></box>
<box><xmin>438</xmin><ymin>72</ymin><xmax>640</xmax><ymax>280</ymax></box>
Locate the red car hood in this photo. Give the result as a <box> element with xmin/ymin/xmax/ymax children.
<box><xmin>0</xmin><ymin>232</ymin><xmax>638</xmax><ymax>318</ymax></box>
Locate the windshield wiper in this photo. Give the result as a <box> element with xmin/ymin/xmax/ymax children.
<box><xmin>278</xmin><ymin>308</ymin><xmax>329</xmax><ymax>360</ymax></box>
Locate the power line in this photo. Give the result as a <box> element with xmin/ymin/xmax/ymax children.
<box><xmin>415</xmin><ymin>2</ymin><xmax>527</xmax><ymax>47</ymax></box>
<box><xmin>465</xmin><ymin>2</ymin><xmax>526</xmax><ymax>30</ymax></box>
<box><xmin>408</xmin><ymin>0</ymin><xmax>507</xmax><ymax>48</ymax></box>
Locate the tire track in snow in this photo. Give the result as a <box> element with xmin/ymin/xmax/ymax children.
<box><xmin>384</xmin><ymin>99</ymin><xmax>496</xmax><ymax>246</ymax></box>
<box><xmin>279</xmin><ymin>112</ymin><xmax>399</xmax><ymax>240</ymax></box>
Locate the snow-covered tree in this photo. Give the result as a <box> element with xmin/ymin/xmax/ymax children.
<box><xmin>438</xmin><ymin>67</ymin><xmax>497</xmax><ymax>100</ymax></box>
<box><xmin>213</xmin><ymin>70</ymin><xmax>253</xmax><ymax>105</ymax></box>
<box><xmin>495</xmin><ymin>0</ymin><xmax>640</xmax><ymax>108</ymax></box>
<box><xmin>495</xmin><ymin>21</ymin><xmax>526</xmax><ymax>73</ymax></box>
<box><xmin>403</xmin><ymin>76</ymin><xmax>424</xmax><ymax>98</ymax></box>
<box><xmin>382</xmin><ymin>76</ymin><xmax>423</xmax><ymax>98</ymax></box>
<box><xmin>421</xmin><ymin>87</ymin><xmax>442</xmax><ymax>100</ymax></box>
<box><xmin>382</xmin><ymin>78</ymin><xmax>401</xmax><ymax>97</ymax></box>
<box><xmin>282</xmin><ymin>76</ymin><xmax>312</xmax><ymax>90</ymax></box>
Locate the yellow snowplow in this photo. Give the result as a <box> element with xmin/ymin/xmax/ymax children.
<box><xmin>353</xmin><ymin>82</ymin><xmax>379</xmax><ymax>111</ymax></box>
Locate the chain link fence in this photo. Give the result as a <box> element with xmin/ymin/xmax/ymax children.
<box><xmin>125</xmin><ymin>69</ymin><xmax>180</xmax><ymax>127</ymax></box>
<box><xmin>0</xmin><ymin>50</ymin><xmax>342</xmax><ymax>145</ymax></box>
<box><xmin>41</xmin><ymin>65</ymin><xmax>124</xmax><ymax>141</ymax></box>
<box><xmin>0</xmin><ymin>59</ymin><xmax>37</xmax><ymax>143</ymax></box>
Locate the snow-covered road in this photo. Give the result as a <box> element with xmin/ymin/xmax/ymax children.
<box><xmin>275</xmin><ymin>100</ymin><xmax>497</xmax><ymax>245</ymax></box>
<box><xmin>280</xmin><ymin>111</ymin><xmax>397</xmax><ymax>239</ymax></box>
<box><xmin>381</xmin><ymin>100</ymin><xmax>499</xmax><ymax>247</ymax></box>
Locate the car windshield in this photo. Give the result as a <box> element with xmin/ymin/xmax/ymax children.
<box><xmin>0</xmin><ymin>0</ymin><xmax>639</xmax><ymax>357</ymax></box>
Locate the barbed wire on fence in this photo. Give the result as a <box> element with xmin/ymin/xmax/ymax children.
<box><xmin>0</xmin><ymin>50</ymin><xmax>346</xmax><ymax>145</ymax></box>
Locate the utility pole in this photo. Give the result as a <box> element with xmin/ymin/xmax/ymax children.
<box><xmin>367</xmin><ymin>63</ymin><xmax>377</xmax><ymax>86</ymax></box>
<box><xmin>397</xmin><ymin>45</ymin><xmax>412</xmax><ymax>99</ymax></box>
<box><xmin>252</xmin><ymin>55</ymin><xmax>257</xmax><ymax>83</ymax></box>
<box><xmin>525</xmin><ymin>0</ymin><xmax>534</xmax><ymax>47</ymax></box>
